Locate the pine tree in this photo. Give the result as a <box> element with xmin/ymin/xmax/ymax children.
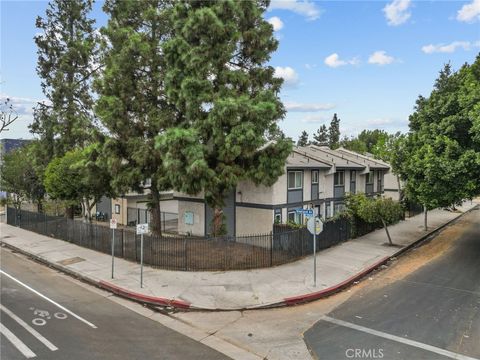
<box><xmin>156</xmin><ymin>0</ymin><xmax>292</xmax><ymax>235</ymax></box>
<box><xmin>328</xmin><ymin>113</ymin><xmax>341</xmax><ymax>149</ymax></box>
<box><xmin>95</xmin><ymin>0</ymin><xmax>174</xmax><ymax>234</ymax></box>
<box><xmin>31</xmin><ymin>0</ymin><xmax>97</xmax><ymax>157</ymax></box>
<box><xmin>297</xmin><ymin>131</ymin><xmax>309</xmax><ymax>146</ymax></box>
<box><xmin>313</xmin><ymin>124</ymin><xmax>329</xmax><ymax>146</ymax></box>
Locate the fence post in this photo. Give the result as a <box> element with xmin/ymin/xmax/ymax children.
<box><xmin>184</xmin><ymin>238</ymin><xmax>187</xmax><ymax>271</ymax></box>
<box><xmin>122</xmin><ymin>228</ymin><xmax>125</xmax><ymax>258</ymax></box>
<box><xmin>270</xmin><ymin>233</ymin><xmax>273</xmax><ymax>267</ymax></box>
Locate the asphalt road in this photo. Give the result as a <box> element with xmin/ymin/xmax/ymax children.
<box><xmin>304</xmin><ymin>209</ymin><xmax>480</xmax><ymax>360</ymax></box>
<box><xmin>0</xmin><ymin>249</ymin><xmax>229</xmax><ymax>360</ymax></box>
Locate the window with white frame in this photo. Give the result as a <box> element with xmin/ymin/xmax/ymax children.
<box><xmin>287</xmin><ymin>210</ymin><xmax>302</xmax><ymax>224</ymax></box>
<box><xmin>334</xmin><ymin>171</ymin><xmax>344</xmax><ymax>186</ymax></box>
<box><xmin>334</xmin><ymin>202</ymin><xmax>346</xmax><ymax>215</ymax></box>
<box><xmin>288</xmin><ymin>171</ymin><xmax>303</xmax><ymax>190</ymax></box>
<box><xmin>311</xmin><ymin>170</ymin><xmax>319</xmax><ymax>184</ymax></box>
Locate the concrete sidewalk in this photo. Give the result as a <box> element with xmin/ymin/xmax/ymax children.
<box><xmin>1</xmin><ymin>201</ymin><xmax>477</xmax><ymax>311</ymax></box>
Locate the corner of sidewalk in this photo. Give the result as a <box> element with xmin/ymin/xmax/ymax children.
<box><xmin>1</xmin><ymin>202</ymin><xmax>478</xmax><ymax>312</ymax></box>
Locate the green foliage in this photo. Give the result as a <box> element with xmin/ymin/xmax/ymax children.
<box><xmin>0</xmin><ymin>143</ymin><xmax>45</xmax><ymax>210</ymax></box>
<box><xmin>157</xmin><ymin>0</ymin><xmax>292</xmax><ymax>215</ymax></box>
<box><xmin>297</xmin><ymin>131</ymin><xmax>309</xmax><ymax>146</ymax></box>
<box><xmin>345</xmin><ymin>193</ymin><xmax>403</xmax><ymax>244</ymax></box>
<box><xmin>31</xmin><ymin>0</ymin><xmax>97</xmax><ymax>158</ymax></box>
<box><xmin>396</xmin><ymin>56</ymin><xmax>480</xmax><ymax>210</ymax></box>
<box><xmin>312</xmin><ymin>124</ymin><xmax>329</xmax><ymax>146</ymax></box>
<box><xmin>44</xmin><ymin>144</ymin><xmax>112</xmax><ymax>220</ymax></box>
<box><xmin>328</xmin><ymin>113</ymin><xmax>341</xmax><ymax>149</ymax></box>
<box><xmin>95</xmin><ymin>0</ymin><xmax>175</xmax><ymax>234</ymax></box>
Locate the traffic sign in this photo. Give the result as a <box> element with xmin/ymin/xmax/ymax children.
<box><xmin>307</xmin><ymin>217</ymin><xmax>323</xmax><ymax>235</ymax></box>
<box><xmin>136</xmin><ymin>223</ymin><xmax>149</xmax><ymax>235</ymax></box>
<box><xmin>295</xmin><ymin>208</ymin><xmax>314</xmax><ymax>216</ymax></box>
<box><xmin>109</xmin><ymin>218</ymin><xmax>117</xmax><ymax>229</ymax></box>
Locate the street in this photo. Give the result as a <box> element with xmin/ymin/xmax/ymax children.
<box><xmin>0</xmin><ymin>249</ymin><xmax>228</xmax><ymax>360</ymax></box>
<box><xmin>304</xmin><ymin>209</ymin><xmax>480</xmax><ymax>360</ymax></box>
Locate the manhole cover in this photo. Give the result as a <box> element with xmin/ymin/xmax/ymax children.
<box><xmin>57</xmin><ymin>257</ymin><xmax>85</xmax><ymax>265</ymax></box>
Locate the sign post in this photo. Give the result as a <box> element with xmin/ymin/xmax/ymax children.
<box><xmin>307</xmin><ymin>216</ymin><xmax>323</xmax><ymax>287</ymax></box>
<box><xmin>136</xmin><ymin>223</ymin><xmax>149</xmax><ymax>288</ymax></box>
<box><xmin>109</xmin><ymin>219</ymin><xmax>117</xmax><ymax>279</ymax></box>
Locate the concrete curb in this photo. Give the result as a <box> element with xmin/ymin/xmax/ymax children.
<box><xmin>283</xmin><ymin>205</ymin><xmax>478</xmax><ymax>306</ymax></box>
<box><xmin>2</xmin><ymin>205</ymin><xmax>477</xmax><ymax>311</ymax></box>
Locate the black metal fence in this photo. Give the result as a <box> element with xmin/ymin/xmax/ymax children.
<box><xmin>7</xmin><ymin>207</ymin><xmax>352</xmax><ymax>271</ymax></box>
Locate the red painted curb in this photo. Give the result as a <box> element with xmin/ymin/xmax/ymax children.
<box><xmin>98</xmin><ymin>280</ymin><xmax>191</xmax><ymax>309</ymax></box>
<box><xmin>284</xmin><ymin>255</ymin><xmax>391</xmax><ymax>306</ymax></box>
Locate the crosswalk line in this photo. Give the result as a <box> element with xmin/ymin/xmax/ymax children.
<box><xmin>0</xmin><ymin>322</ymin><xmax>36</xmax><ymax>358</ymax></box>
<box><xmin>0</xmin><ymin>304</ymin><xmax>58</xmax><ymax>351</ymax></box>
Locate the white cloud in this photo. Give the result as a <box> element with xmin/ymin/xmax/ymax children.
<box><xmin>368</xmin><ymin>51</ymin><xmax>395</xmax><ymax>65</ymax></box>
<box><xmin>269</xmin><ymin>0</ymin><xmax>321</xmax><ymax>21</ymax></box>
<box><xmin>267</xmin><ymin>16</ymin><xmax>284</xmax><ymax>31</ymax></box>
<box><xmin>383</xmin><ymin>0</ymin><xmax>412</xmax><ymax>26</ymax></box>
<box><xmin>324</xmin><ymin>53</ymin><xmax>359</xmax><ymax>68</ymax></box>
<box><xmin>457</xmin><ymin>0</ymin><xmax>480</xmax><ymax>23</ymax></box>
<box><xmin>421</xmin><ymin>40</ymin><xmax>479</xmax><ymax>54</ymax></box>
<box><xmin>285</xmin><ymin>102</ymin><xmax>335</xmax><ymax>112</ymax></box>
<box><xmin>274</xmin><ymin>66</ymin><xmax>299</xmax><ymax>86</ymax></box>
<box><xmin>304</xmin><ymin>63</ymin><xmax>317</xmax><ymax>70</ymax></box>
<box><xmin>301</xmin><ymin>114</ymin><xmax>329</xmax><ymax>123</ymax></box>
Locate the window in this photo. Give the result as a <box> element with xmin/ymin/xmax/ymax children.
<box><xmin>274</xmin><ymin>209</ymin><xmax>282</xmax><ymax>224</ymax></box>
<box><xmin>325</xmin><ymin>202</ymin><xmax>332</xmax><ymax>219</ymax></box>
<box><xmin>287</xmin><ymin>210</ymin><xmax>302</xmax><ymax>224</ymax></box>
<box><xmin>114</xmin><ymin>204</ymin><xmax>121</xmax><ymax>214</ymax></box>
<box><xmin>288</xmin><ymin>171</ymin><xmax>303</xmax><ymax>190</ymax></box>
<box><xmin>311</xmin><ymin>170</ymin><xmax>319</xmax><ymax>184</ymax></box>
<box><xmin>350</xmin><ymin>170</ymin><xmax>356</xmax><ymax>193</ymax></box>
<box><xmin>334</xmin><ymin>202</ymin><xmax>346</xmax><ymax>215</ymax></box>
<box><xmin>366</xmin><ymin>171</ymin><xmax>374</xmax><ymax>184</ymax></box>
<box><xmin>377</xmin><ymin>170</ymin><xmax>384</xmax><ymax>192</ymax></box>
<box><xmin>334</xmin><ymin>171</ymin><xmax>344</xmax><ymax>186</ymax></box>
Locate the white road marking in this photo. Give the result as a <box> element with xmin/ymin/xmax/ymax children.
<box><xmin>321</xmin><ymin>315</ymin><xmax>480</xmax><ymax>360</ymax></box>
<box><xmin>0</xmin><ymin>323</ymin><xmax>37</xmax><ymax>358</ymax></box>
<box><xmin>0</xmin><ymin>269</ymin><xmax>97</xmax><ymax>329</ymax></box>
<box><xmin>0</xmin><ymin>304</ymin><xmax>58</xmax><ymax>351</ymax></box>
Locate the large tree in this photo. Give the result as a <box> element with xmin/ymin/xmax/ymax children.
<box><xmin>44</xmin><ymin>144</ymin><xmax>112</xmax><ymax>221</ymax></box>
<box><xmin>328</xmin><ymin>113</ymin><xmax>340</xmax><ymax>149</ymax></box>
<box><xmin>396</xmin><ymin>57</ymin><xmax>480</xmax><ymax>230</ymax></box>
<box><xmin>0</xmin><ymin>143</ymin><xmax>45</xmax><ymax>212</ymax></box>
<box><xmin>95</xmin><ymin>0</ymin><xmax>174</xmax><ymax>234</ymax></box>
<box><xmin>156</xmin><ymin>0</ymin><xmax>291</xmax><ymax>235</ymax></box>
<box><xmin>297</xmin><ymin>130</ymin><xmax>309</xmax><ymax>146</ymax></box>
<box><xmin>31</xmin><ymin>0</ymin><xmax>97</xmax><ymax>158</ymax></box>
<box><xmin>312</xmin><ymin>124</ymin><xmax>328</xmax><ymax>146</ymax></box>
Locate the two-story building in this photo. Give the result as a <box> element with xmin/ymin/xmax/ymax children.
<box><xmin>175</xmin><ymin>145</ymin><xmax>399</xmax><ymax>237</ymax></box>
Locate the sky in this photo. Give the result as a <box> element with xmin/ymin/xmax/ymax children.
<box><xmin>1</xmin><ymin>0</ymin><xmax>479</xmax><ymax>141</ymax></box>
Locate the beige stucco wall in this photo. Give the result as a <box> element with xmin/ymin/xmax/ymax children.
<box><xmin>272</xmin><ymin>169</ymin><xmax>288</xmax><ymax>205</ymax></box>
<box><xmin>111</xmin><ymin>198</ymin><xmax>128</xmax><ymax>225</ymax></box>
<box><xmin>177</xmin><ymin>200</ymin><xmax>205</xmax><ymax>236</ymax></box>
<box><xmin>303</xmin><ymin>170</ymin><xmax>311</xmax><ymax>201</ymax></box>
<box><xmin>323</xmin><ymin>173</ymin><xmax>334</xmax><ymax>198</ymax></box>
<box><xmin>236</xmin><ymin>180</ymin><xmax>273</xmax><ymax>205</ymax></box>
<box><xmin>159</xmin><ymin>199</ymin><xmax>178</xmax><ymax>214</ymax></box>
<box><xmin>235</xmin><ymin>207</ymin><xmax>273</xmax><ymax>236</ymax></box>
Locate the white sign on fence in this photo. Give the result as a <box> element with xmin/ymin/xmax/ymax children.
<box><xmin>109</xmin><ymin>218</ymin><xmax>117</xmax><ymax>229</ymax></box>
<box><xmin>136</xmin><ymin>223</ymin><xmax>149</xmax><ymax>235</ymax></box>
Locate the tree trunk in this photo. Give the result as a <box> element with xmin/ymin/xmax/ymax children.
<box><xmin>149</xmin><ymin>185</ymin><xmax>162</xmax><ymax>236</ymax></box>
<box><xmin>423</xmin><ymin>205</ymin><xmax>428</xmax><ymax>231</ymax></box>
<box><xmin>381</xmin><ymin>218</ymin><xmax>393</xmax><ymax>245</ymax></box>
<box><xmin>212</xmin><ymin>207</ymin><xmax>225</xmax><ymax>237</ymax></box>
<box><xmin>65</xmin><ymin>205</ymin><xmax>74</xmax><ymax>219</ymax></box>
<box><xmin>396</xmin><ymin>175</ymin><xmax>403</xmax><ymax>201</ymax></box>
<box><xmin>37</xmin><ymin>199</ymin><xmax>43</xmax><ymax>213</ymax></box>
